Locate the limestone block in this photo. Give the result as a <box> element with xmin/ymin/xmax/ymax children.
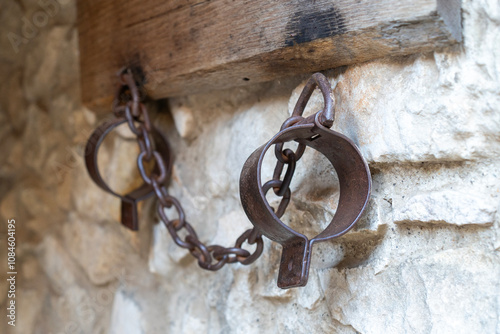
<box><xmin>255</xmin><ymin>241</ymin><xmax>294</xmax><ymax>300</ymax></box>
<box><xmin>149</xmin><ymin>221</ymin><xmax>179</xmax><ymax>275</ymax></box>
<box><xmin>15</xmin><ymin>288</ymin><xmax>45</xmax><ymax>334</ymax></box>
<box><xmin>1</xmin><ymin>69</ymin><xmax>27</xmax><ymax>132</ymax></box>
<box><xmin>48</xmin><ymin>93</ymin><xmax>79</xmax><ymax>137</ymax></box>
<box><xmin>0</xmin><ymin>1</ymin><xmax>24</xmax><ymax>61</ymax></box>
<box><xmin>169</xmin><ymin>102</ymin><xmax>196</xmax><ymax>139</ymax></box>
<box><xmin>0</xmin><ymin>188</ymin><xmax>20</xmax><ymax>221</ymax></box>
<box><xmin>351</xmin><ymin>196</ymin><xmax>392</xmax><ymax>234</ymax></box>
<box><xmin>318</xmin><ymin>248</ymin><xmax>499</xmax><ymax>334</ymax></box>
<box><xmin>225</xmin><ymin>264</ymin><xmax>340</xmax><ymax>333</ymax></box>
<box><xmin>209</xmin><ymin>210</ymin><xmax>254</xmax><ymax>246</ymax></box>
<box><xmin>38</xmin><ymin>235</ymin><xmax>79</xmax><ymax>292</ymax></box>
<box><xmin>374</xmin><ymin>161</ymin><xmax>500</xmax><ymax>228</ymax></box>
<box><xmin>37</xmin><ymin>232</ymin><xmax>121</xmax><ymax>333</ymax></box>
<box><xmin>393</xmin><ymin>190</ymin><xmax>497</xmax><ymax>226</ymax></box>
<box><xmin>20</xmin><ymin>187</ymin><xmax>60</xmax><ymax>218</ymax></box>
<box><xmin>0</xmin><ymin>109</ymin><xmax>10</xmax><ymax>143</ymax></box>
<box><xmin>41</xmin><ymin>284</ymin><xmax>111</xmax><ymax>334</ymax></box>
<box><xmin>62</xmin><ymin>213</ymin><xmax>133</xmax><ymax>285</ymax></box>
<box><xmin>23</xmin><ymin>25</ymin><xmax>78</xmax><ymax>105</ymax></box>
<box><xmin>308</xmin><ymin>241</ymin><xmax>345</xmax><ymax>271</ymax></box>
<box><xmin>109</xmin><ymin>290</ymin><xmax>144</xmax><ymax>334</ymax></box>
<box><xmin>22</xmin><ymin>103</ymin><xmax>52</xmax><ymax>172</ymax></box>
<box><xmin>288</xmin><ymin>58</ymin><xmax>500</xmax><ymax>164</ymax></box>
<box><xmin>54</xmin><ymin>168</ymin><xmax>74</xmax><ymax>211</ymax></box>
<box><xmin>4</xmin><ymin>140</ymin><xmax>24</xmax><ymax>176</ymax></box>
<box><xmin>72</xmin><ymin>106</ymin><xmax>96</xmax><ymax>143</ymax></box>
<box><xmin>296</xmin><ymin>271</ymin><xmax>324</xmax><ymax>310</ymax></box>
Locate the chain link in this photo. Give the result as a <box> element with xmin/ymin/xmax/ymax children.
<box><xmin>274</xmin><ymin>116</ymin><xmax>306</xmax><ymax>163</ymax></box>
<box><xmin>268</xmin><ymin>123</ymin><xmax>304</xmax><ymax>217</ymax></box>
<box><xmin>114</xmin><ymin>69</ymin><xmax>266</xmax><ymax>271</ymax></box>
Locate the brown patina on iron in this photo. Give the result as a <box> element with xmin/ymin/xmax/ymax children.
<box><xmin>240</xmin><ymin>73</ymin><xmax>371</xmax><ymax>288</ymax></box>
<box><xmin>85</xmin><ymin>114</ymin><xmax>172</xmax><ymax>230</ymax></box>
<box><xmin>85</xmin><ymin>69</ymin><xmax>263</xmax><ymax>271</ymax></box>
<box><xmin>84</xmin><ymin>69</ymin><xmax>370</xmax><ymax>285</ymax></box>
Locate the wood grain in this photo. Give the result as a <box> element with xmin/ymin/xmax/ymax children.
<box><xmin>77</xmin><ymin>0</ymin><xmax>461</xmax><ymax>112</ymax></box>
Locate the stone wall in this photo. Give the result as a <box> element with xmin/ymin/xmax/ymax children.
<box><xmin>0</xmin><ymin>0</ymin><xmax>499</xmax><ymax>333</ymax></box>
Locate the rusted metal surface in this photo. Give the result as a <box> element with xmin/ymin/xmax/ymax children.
<box><xmin>240</xmin><ymin>73</ymin><xmax>372</xmax><ymax>288</ymax></box>
<box><xmin>85</xmin><ymin>70</ymin><xmax>370</xmax><ymax>286</ymax></box>
<box><xmin>85</xmin><ymin>69</ymin><xmax>263</xmax><ymax>270</ymax></box>
<box><xmin>85</xmin><ymin>116</ymin><xmax>172</xmax><ymax>230</ymax></box>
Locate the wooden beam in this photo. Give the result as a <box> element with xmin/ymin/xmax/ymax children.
<box><xmin>77</xmin><ymin>0</ymin><xmax>461</xmax><ymax>112</ymax></box>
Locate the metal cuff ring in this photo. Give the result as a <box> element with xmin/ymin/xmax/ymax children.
<box><xmin>84</xmin><ymin>116</ymin><xmax>172</xmax><ymax>230</ymax></box>
<box><xmin>240</xmin><ymin>112</ymin><xmax>371</xmax><ymax>288</ymax></box>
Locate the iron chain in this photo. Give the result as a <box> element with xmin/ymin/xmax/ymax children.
<box><xmin>114</xmin><ymin>69</ymin><xmax>265</xmax><ymax>271</ymax></box>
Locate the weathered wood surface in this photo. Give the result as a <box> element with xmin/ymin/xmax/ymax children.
<box><xmin>77</xmin><ymin>0</ymin><xmax>461</xmax><ymax>112</ymax></box>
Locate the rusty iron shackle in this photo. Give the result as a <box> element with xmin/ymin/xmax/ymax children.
<box><xmin>84</xmin><ymin>69</ymin><xmax>370</xmax><ymax>285</ymax></box>
<box><xmin>84</xmin><ymin>114</ymin><xmax>172</xmax><ymax>230</ymax></box>
<box><xmin>240</xmin><ymin>73</ymin><xmax>371</xmax><ymax>288</ymax></box>
<box><xmin>83</xmin><ymin>69</ymin><xmax>265</xmax><ymax>273</ymax></box>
